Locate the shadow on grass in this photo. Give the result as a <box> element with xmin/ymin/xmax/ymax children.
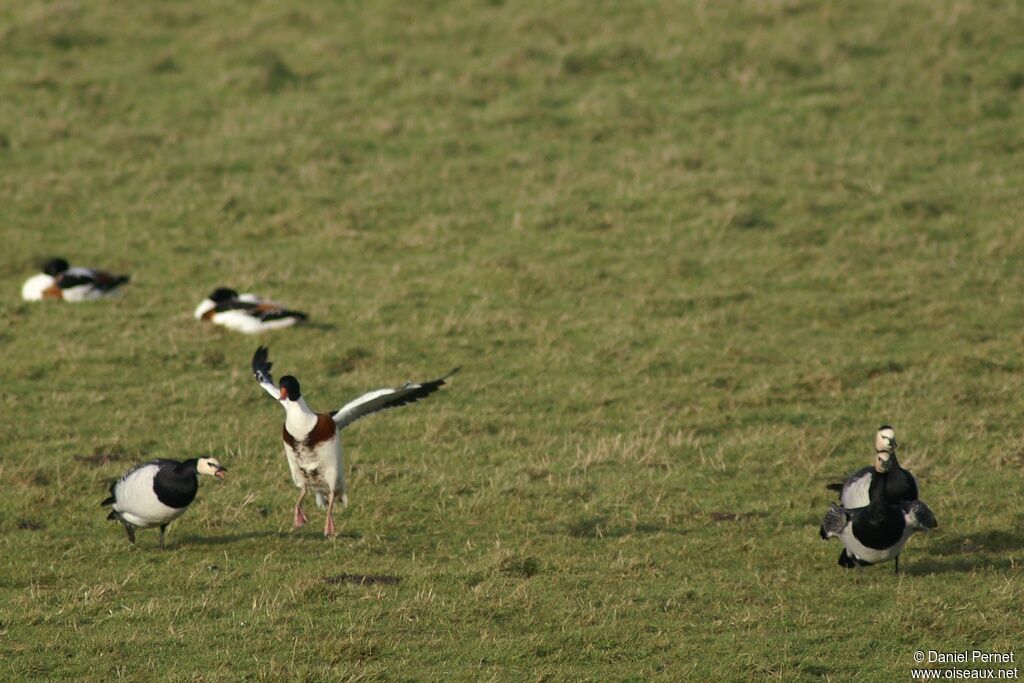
<box><xmin>564</xmin><ymin>515</ymin><xmax>686</xmax><ymax>539</ymax></box>
<box><xmin>905</xmin><ymin>530</ymin><xmax>1023</xmax><ymax>574</ymax></box>
<box><xmin>302</xmin><ymin>321</ymin><xmax>339</xmax><ymax>332</ymax></box>
<box><xmin>907</xmin><ymin>555</ymin><xmax>1017</xmax><ymax>574</ymax></box>
<box><xmin>178</xmin><ymin>529</ymin><xmax>362</xmax><ymax>546</ymax></box>
<box><xmin>925</xmin><ymin>530</ymin><xmax>1024</xmax><ymax>556</ymax></box>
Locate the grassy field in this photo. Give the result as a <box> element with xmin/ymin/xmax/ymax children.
<box><xmin>1</xmin><ymin>0</ymin><xmax>1023</xmax><ymax>680</ymax></box>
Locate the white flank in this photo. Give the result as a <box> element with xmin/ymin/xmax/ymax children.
<box><xmin>194</xmin><ymin>299</ymin><xmax>216</xmax><ymax>319</ymax></box>
<box><xmin>21</xmin><ymin>273</ymin><xmax>55</xmax><ymax>301</ymax></box>
<box><xmin>112</xmin><ymin>464</ymin><xmax>188</xmax><ymax>528</ymax></box>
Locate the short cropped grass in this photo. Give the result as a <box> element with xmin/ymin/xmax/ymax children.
<box><xmin>1</xmin><ymin>1</ymin><xmax>1023</xmax><ymax>680</ymax></box>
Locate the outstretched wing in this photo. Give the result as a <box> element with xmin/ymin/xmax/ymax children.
<box><xmin>331</xmin><ymin>368</ymin><xmax>459</xmax><ymax>429</ymax></box>
<box><xmin>819</xmin><ymin>503</ymin><xmax>850</xmax><ymax>540</ymax></box>
<box><xmin>252</xmin><ymin>346</ymin><xmax>280</xmax><ymax>399</ymax></box>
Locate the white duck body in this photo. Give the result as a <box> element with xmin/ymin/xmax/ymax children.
<box><xmin>252</xmin><ymin>346</ymin><xmax>456</xmax><ymax>537</ymax></box>
<box><xmin>60</xmin><ymin>267</ymin><xmax>116</xmax><ymax>301</ymax></box>
<box><xmin>194</xmin><ymin>289</ymin><xmax>308</xmax><ymax>334</ymax></box>
<box><xmin>23</xmin><ymin>260</ymin><xmax>130</xmax><ymax>302</ymax></box>
<box><xmin>283</xmin><ymin>398</ymin><xmax>348</xmax><ymax>509</ymax></box>
<box><xmin>21</xmin><ymin>273</ymin><xmax>56</xmax><ymax>301</ymax></box>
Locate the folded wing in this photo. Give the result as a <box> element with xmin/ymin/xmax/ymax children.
<box><xmin>819</xmin><ymin>503</ymin><xmax>850</xmax><ymax>540</ymax></box>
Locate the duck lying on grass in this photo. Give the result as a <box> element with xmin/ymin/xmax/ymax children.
<box><xmin>22</xmin><ymin>258</ymin><xmax>130</xmax><ymax>302</ymax></box>
<box><xmin>194</xmin><ymin>287</ymin><xmax>308</xmax><ymax>333</ymax></box>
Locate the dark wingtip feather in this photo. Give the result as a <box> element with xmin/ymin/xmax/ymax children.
<box><xmin>101</xmin><ymin>496</ymin><xmax>115</xmax><ymax>507</ymax></box>
<box><xmin>257</xmin><ymin>309</ymin><xmax>308</xmax><ymax>323</ymax></box>
<box><xmin>253</xmin><ymin>346</ymin><xmax>271</xmax><ymax>373</ymax></box>
<box><xmin>825</xmin><ymin>483</ymin><xmax>843</xmax><ymax>492</ymax></box>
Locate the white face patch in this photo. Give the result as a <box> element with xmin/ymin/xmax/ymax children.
<box><xmin>197</xmin><ymin>458</ymin><xmax>224</xmax><ymax>476</ymax></box>
<box><xmin>875</xmin><ymin>428</ymin><xmax>897</xmax><ymax>452</ymax></box>
<box><xmin>874</xmin><ymin>452</ymin><xmax>892</xmax><ymax>473</ymax></box>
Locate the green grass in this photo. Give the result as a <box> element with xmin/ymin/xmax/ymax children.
<box><xmin>2</xmin><ymin>0</ymin><xmax>1023</xmax><ymax>680</ymax></box>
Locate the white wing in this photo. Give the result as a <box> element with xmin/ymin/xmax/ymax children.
<box><xmin>251</xmin><ymin>346</ymin><xmax>281</xmax><ymax>399</ymax></box>
<box><xmin>840</xmin><ymin>468</ymin><xmax>873</xmax><ymax>508</ymax></box>
<box><xmin>331</xmin><ymin>368</ymin><xmax>459</xmax><ymax>429</ymax></box>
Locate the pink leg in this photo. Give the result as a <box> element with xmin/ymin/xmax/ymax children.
<box><xmin>324</xmin><ymin>490</ymin><xmax>336</xmax><ymax>538</ymax></box>
<box><xmin>293</xmin><ymin>487</ymin><xmax>308</xmax><ymax>528</ymax></box>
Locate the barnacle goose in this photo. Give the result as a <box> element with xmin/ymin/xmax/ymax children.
<box><xmin>819</xmin><ymin>473</ymin><xmax>937</xmax><ymax>574</ymax></box>
<box><xmin>827</xmin><ymin>425</ymin><xmax>919</xmax><ymax>508</ymax></box>
<box><xmin>101</xmin><ymin>457</ymin><xmax>227</xmax><ymax>548</ymax></box>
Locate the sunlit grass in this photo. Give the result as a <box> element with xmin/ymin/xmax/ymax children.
<box><xmin>1</xmin><ymin>0</ymin><xmax>1023</xmax><ymax>680</ymax></box>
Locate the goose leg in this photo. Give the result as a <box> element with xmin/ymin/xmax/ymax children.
<box><xmin>894</xmin><ymin>555</ymin><xmax>900</xmax><ymax>575</ymax></box>
<box><xmin>160</xmin><ymin>524</ymin><xmax>168</xmax><ymax>550</ymax></box>
<box><xmin>293</xmin><ymin>487</ymin><xmax>308</xmax><ymax>528</ymax></box>
<box><xmin>324</xmin><ymin>490</ymin><xmax>336</xmax><ymax>538</ymax></box>
<box><xmin>122</xmin><ymin>521</ymin><xmax>136</xmax><ymax>545</ymax></box>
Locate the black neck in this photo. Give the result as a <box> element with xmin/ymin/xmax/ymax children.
<box><xmin>153</xmin><ymin>459</ymin><xmax>201</xmax><ymax>509</ymax></box>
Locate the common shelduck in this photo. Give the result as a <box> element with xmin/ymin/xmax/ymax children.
<box><xmin>826</xmin><ymin>425</ymin><xmax>919</xmax><ymax>508</ymax></box>
<box><xmin>194</xmin><ymin>287</ymin><xmax>308</xmax><ymax>334</ymax></box>
<box><xmin>251</xmin><ymin>346</ymin><xmax>457</xmax><ymax>537</ymax></box>
<box><xmin>819</xmin><ymin>480</ymin><xmax>937</xmax><ymax>574</ymax></box>
<box><xmin>22</xmin><ymin>258</ymin><xmax>130</xmax><ymax>301</ymax></box>
<box><xmin>101</xmin><ymin>457</ymin><xmax>227</xmax><ymax>548</ymax></box>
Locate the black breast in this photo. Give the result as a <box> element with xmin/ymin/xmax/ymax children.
<box><xmin>868</xmin><ymin>467</ymin><xmax>918</xmax><ymax>506</ymax></box>
<box><xmin>153</xmin><ymin>466</ymin><xmax>199</xmax><ymax>509</ymax></box>
<box><xmin>884</xmin><ymin>467</ymin><xmax>918</xmax><ymax>503</ymax></box>
<box><xmin>852</xmin><ymin>505</ymin><xmax>906</xmax><ymax>549</ymax></box>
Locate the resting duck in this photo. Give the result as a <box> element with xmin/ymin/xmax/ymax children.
<box><xmin>251</xmin><ymin>346</ymin><xmax>457</xmax><ymax>537</ymax></box>
<box><xmin>819</xmin><ymin>474</ymin><xmax>937</xmax><ymax>574</ymax></box>
<box><xmin>101</xmin><ymin>457</ymin><xmax>227</xmax><ymax>548</ymax></box>
<box><xmin>194</xmin><ymin>287</ymin><xmax>308</xmax><ymax>333</ymax></box>
<box><xmin>827</xmin><ymin>425</ymin><xmax>918</xmax><ymax>508</ymax></box>
<box><xmin>22</xmin><ymin>258</ymin><xmax>130</xmax><ymax>301</ymax></box>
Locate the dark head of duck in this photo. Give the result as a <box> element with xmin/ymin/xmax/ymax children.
<box><xmin>43</xmin><ymin>258</ymin><xmax>70</xmax><ymax>276</ymax></box>
<box><xmin>279</xmin><ymin>376</ymin><xmax>302</xmax><ymax>401</ymax></box>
